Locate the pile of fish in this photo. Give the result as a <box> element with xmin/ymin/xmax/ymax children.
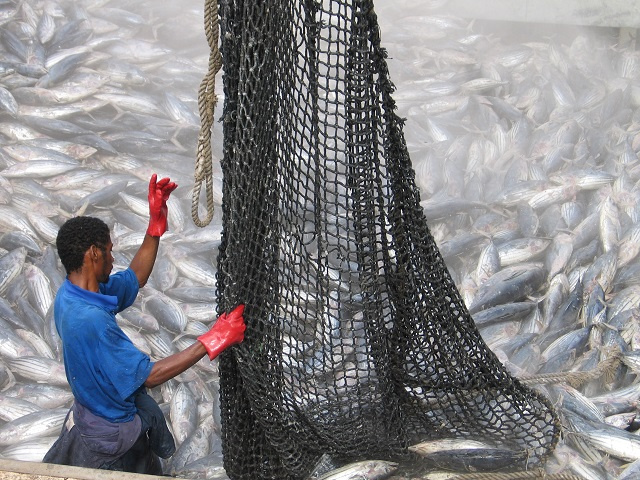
<box><xmin>1</xmin><ymin>0</ymin><xmax>640</xmax><ymax>478</ymax></box>
<box><xmin>378</xmin><ymin>2</ymin><xmax>640</xmax><ymax>479</ymax></box>
<box><xmin>0</xmin><ymin>0</ymin><xmax>228</xmax><ymax>477</ymax></box>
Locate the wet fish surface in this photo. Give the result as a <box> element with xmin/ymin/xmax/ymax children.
<box><xmin>1</xmin><ymin>0</ymin><xmax>640</xmax><ymax>479</ymax></box>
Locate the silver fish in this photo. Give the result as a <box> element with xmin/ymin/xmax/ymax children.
<box><xmin>117</xmin><ymin>306</ymin><xmax>160</xmax><ymax>333</ymax></box>
<box><xmin>0</xmin><ymin>323</ymin><xmax>37</xmax><ymax>359</ymax></box>
<box><xmin>599</xmin><ymin>196</ymin><xmax>621</xmax><ymax>254</ymax></box>
<box><xmin>6</xmin><ymin>356</ymin><xmax>67</xmax><ymax>386</ymax></box>
<box><xmin>577</xmin><ymin>427</ymin><xmax>640</xmax><ymax>462</ymax></box>
<box><xmin>317</xmin><ymin>460</ymin><xmax>398</xmax><ymax>480</ymax></box>
<box><xmin>1</xmin><ymin>160</ymin><xmax>78</xmax><ymax>179</ymax></box>
<box><xmin>0</xmin><ymin>394</ymin><xmax>42</xmax><ymax>422</ymax></box>
<box><xmin>26</xmin><ymin>211</ymin><xmax>59</xmax><ymax>244</ymax></box>
<box><xmin>617</xmin><ymin>223</ymin><xmax>640</xmax><ymax>268</ymax></box>
<box><xmin>0</xmin><ymin>85</ymin><xmax>18</xmax><ymax>116</ymax></box>
<box><xmin>0</xmin><ymin>408</ymin><xmax>68</xmax><ymax>446</ymax></box>
<box><xmin>0</xmin><ymin>247</ymin><xmax>27</xmax><ymax>294</ymax></box>
<box><xmin>170</xmin><ymin>382</ymin><xmax>198</xmax><ymax>445</ymax></box>
<box><xmin>15</xmin><ymin>329</ymin><xmax>55</xmax><ymax>359</ymax></box>
<box><xmin>496</xmin><ymin>237</ymin><xmax>550</xmax><ymax>266</ymax></box>
<box><xmin>468</xmin><ymin>263</ymin><xmax>546</xmax><ymax>313</ymax></box>
<box><xmin>144</xmin><ymin>329</ymin><xmax>177</xmax><ymax>359</ymax></box>
<box><xmin>168</xmin><ymin>419</ymin><xmax>216</xmax><ymax>474</ymax></box>
<box><xmin>3</xmin><ymin>383</ymin><xmax>73</xmax><ymax>409</ymax></box>
<box><xmin>0</xmin><ymin>436</ymin><xmax>58</xmax><ymax>462</ymax></box>
<box><xmin>142</xmin><ymin>289</ymin><xmax>188</xmax><ymax>333</ymax></box>
<box><xmin>24</xmin><ymin>263</ymin><xmax>54</xmax><ymax>318</ymax></box>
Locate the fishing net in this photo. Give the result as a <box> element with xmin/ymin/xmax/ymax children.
<box><xmin>209</xmin><ymin>0</ymin><xmax>561</xmax><ymax>478</ymax></box>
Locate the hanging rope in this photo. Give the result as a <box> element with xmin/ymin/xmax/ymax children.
<box><xmin>518</xmin><ymin>351</ymin><xmax>622</xmax><ymax>388</ymax></box>
<box><xmin>192</xmin><ymin>0</ymin><xmax>222</xmax><ymax>227</ymax></box>
<box><xmin>449</xmin><ymin>470</ymin><xmax>584</xmax><ymax>480</ymax></box>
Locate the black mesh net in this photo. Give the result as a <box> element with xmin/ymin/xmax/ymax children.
<box><xmin>213</xmin><ymin>1</ymin><xmax>560</xmax><ymax>478</ymax></box>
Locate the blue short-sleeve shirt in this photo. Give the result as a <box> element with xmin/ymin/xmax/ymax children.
<box><xmin>54</xmin><ymin>268</ymin><xmax>154</xmax><ymax>422</ymax></box>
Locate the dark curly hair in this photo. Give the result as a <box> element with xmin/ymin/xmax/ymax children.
<box><xmin>56</xmin><ymin>216</ymin><xmax>111</xmax><ymax>274</ymax></box>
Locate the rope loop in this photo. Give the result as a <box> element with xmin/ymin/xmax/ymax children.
<box><xmin>192</xmin><ymin>0</ymin><xmax>223</xmax><ymax>227</ymax></box>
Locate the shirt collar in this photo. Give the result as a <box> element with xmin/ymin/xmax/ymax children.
<box><xmin>63</xmin><ymin>278</ymin><xmax>118</xmax><ymax>311</ymax></box>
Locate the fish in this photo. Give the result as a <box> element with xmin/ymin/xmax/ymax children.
<box><xmin>468</xmin><ymin>263</ymin><xmax>546</xmax><ymax>313</ymax></box>
<box><xmin>170</xmin><ymin>452</ymin><xmax>227</xmax><ymax>480</ymax></box>
<box><xmin>0</xmin><ymin>205</ymin><xmax>38</xmax><ymax>237</ymax></box>
<box><xmin>144</xmin><ymin>328</ymin><xmax>177</xmax><ymax>360</ymax></box>
<box><xmin>415</xmin><ymin>447</ymin><xmax>529</xmax><ymax>472</ymax></box>
<box><xmin>408</xmin><ymin>438</ymin><xmax>498</xmax><ymax>456</ymax></box>
<box><xmin>0</xmin><ymin>85</ymin><xmax>18</xmax><ymax>115</ymax></box>
<box><xmin>0</xmin><ymin>408</ymin><xmax>68</xmax><ymax>446</ymax></box>
<box><xmin>166</xmin><ymin>250</ymin><xmax>216</xmax><ymax>287</ymax></box>
<box><xmin>0</xmin><ymin>436</ymin><xmax>58</xmax><ymax>462</ymax></box>
<box><xmin>26</xmin><ymin>211</ymin><xmax>60</xmax><ymax>244</ymax></box>
<box><xmin>3</xmin><ymin>383</ymin><xmax>73</xmax><ymax>410</ymax></box>
<box><xmin>576</xmin><ymin>427</ymin><xmax>640</xmax><ymax>462</ymax></box>
<box><xmin>166</xmin><ymin>286</ymin><xmax>217</xmax><ymax>304</ymax></box>
<box><xmin>419</xmin><ymin>196</ymin><xmax>486</xmax><ymax>221</ymax></box>
<box><xmin>544</xmin><ymin>233</ymin><xmax>573</xmax><ymax>281</ymax></box>
<box><xmin>317</xmin><ymin>460</ymin><xmax>398</xmax><ymax>480</ymax></box>
<box><xmin>119</xmin><ymin>325</ymin><xmax>152</xmax><ymax>357</ymax></box>
<box><xmin>4</xmin><ymin>143</ymin><xmax>82</xmax><ymax>164</ymax></box>
<box><xmin>599</xmin><ymin>196</ymin><xmax>621</xmax><ymax>254</ymax></box>
<box><xmin>179</xmin><ymin>303</ymin><xmax>218</xmax><ymax>323</ymax></box>
<box><xmin>0</xmin><ymin>321</ymin><xmax>38</xmax><ymax>358</ymax></box>
<box><xmin>117</xmin><ymin>306</ymin><xmax>160</xmax><ymax>333</ymax></box>
<box><xmin>552</xmin><ymin>444</ymin><xmax>611</xmax><ymax>480</ymax></box>
<box><xmin>15</xmin><ymin>329</ymin><xmax>55</xmax><ymax>359</ymax></box>
<box><xmin>6</xmin><ymin>356</ymin><xmax>67</xmax><ymax>386</ymax></box>
<box><xmin>617</xmin><ymin>223</ymin><xmax>640</xmax><ymax>268</ymax></box>
<box><xmin>471</xmin><ymin>301</ymin><xmax>536</xmax><ymax>328</ymax></box>
<box><xmin>496</xmin><ymin>237</ymin><xmax>550</xmax><ymax>266</ymax></box>
<box><xmin>619</xmin><ymin>459</ymin><xmax>640</xmax><ymax>480</ymax></box>
<box><xmin>170</xmin><ymin>382</ymin><xmax>199</xmax><ymax>446</ymax></box>
<box><xmin>23</xmin><ymin>263</ymin><xmax>54</xmax><ymax>318</ymax></box>
<box><xmin>0</xmin><ymin>393</ymin><xmax>42</xmax><ymax>422</ymax></box>
<box><xmin>142</xmin><ymin>289</ymin><xmax>188</xmax><ymax>333</ymax></box>
<box><xmin>0</xmin><ymin>247</ymin><xmax>27</xmax><ymax>294</ymax></box>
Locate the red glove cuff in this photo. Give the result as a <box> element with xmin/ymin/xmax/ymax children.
<box><xmin>147</xmin><ymin>216</ymin><xmax>168</xmax><ymax>237</ymax></box>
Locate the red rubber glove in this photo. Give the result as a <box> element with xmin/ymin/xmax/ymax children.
<box><xmin>147</xmin><ymin>174</ymin><xmax>178</xmax><ymax>237</ymax></box>
<box><xmin>197</xmin><ymin>305</ymin><xmax>246</xmax><ymax>360</ymax></box>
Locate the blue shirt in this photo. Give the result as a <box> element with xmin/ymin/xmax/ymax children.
<box><xmin>54</xmin><ymin>268</ymin><xmax>154</xmax><ymax>422</ymax></box>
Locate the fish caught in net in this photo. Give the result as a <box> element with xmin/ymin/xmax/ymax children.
<box><xmin>212</xmin><ymin>0</ymin><xmax>560</xmax><ymax>478</ymax></box>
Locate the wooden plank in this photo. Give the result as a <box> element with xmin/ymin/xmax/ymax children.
<box><xmin>0</xmin><ymin>459</ymin><xmax>168</xmax><ymax>480</ymax></box>
<box><xmin>444</xmin><ymin>0</ymin><xmax>640</xmax><ymax>28</ymax></box>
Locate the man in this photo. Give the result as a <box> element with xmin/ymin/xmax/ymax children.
<box><xmin>43</xmin><ymin>174</ymin><xmax>246</xmax><ymax>474</ymax></box>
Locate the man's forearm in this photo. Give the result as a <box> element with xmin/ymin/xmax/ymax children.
<box><xmin>129</xmin><ymin>233</ymin><xmax>160</xmax><ymax>287</ymax></box>
<box><xmin>144</xmin><ymin>342</ymin><xmax>207</xmax><ymax>388</ymax></box>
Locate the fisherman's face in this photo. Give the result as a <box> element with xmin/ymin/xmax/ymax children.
<box><xmin>94</xmin><ymin>239</ymin><xmax>114</xmax><ymax>283</ymax></box>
